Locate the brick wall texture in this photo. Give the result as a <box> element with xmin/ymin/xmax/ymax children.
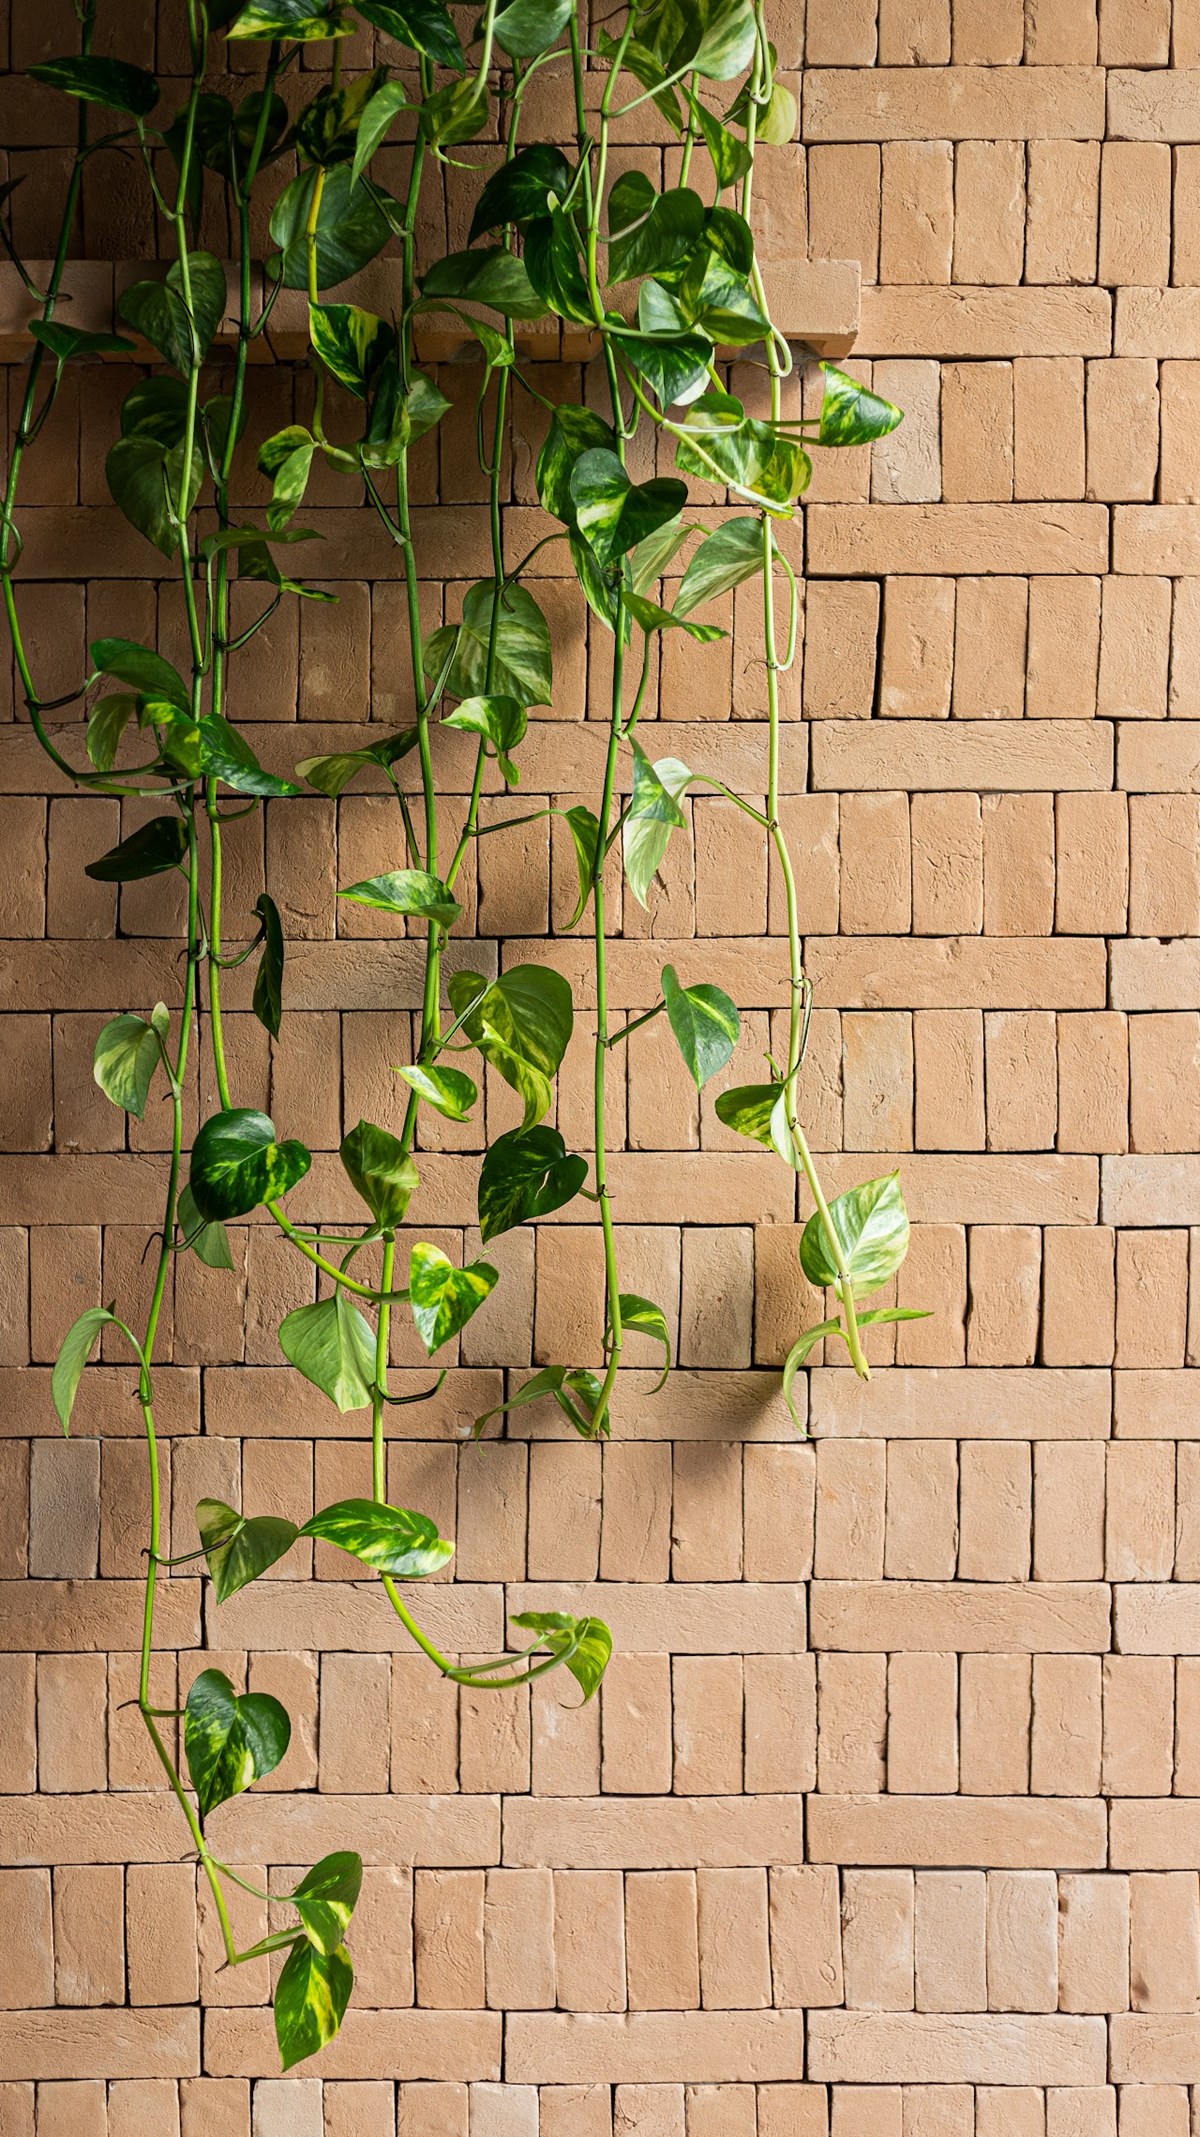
<box><xmin>8</xmin><ymin>0</ymin><xmax>1200</xmax><ymax>2130</ymax></box>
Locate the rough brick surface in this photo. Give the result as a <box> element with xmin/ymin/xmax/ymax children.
<box><xmin>4</xmin><ymin>0</ymin><xmax>1200</xmax><ymax>2125</ymax></box>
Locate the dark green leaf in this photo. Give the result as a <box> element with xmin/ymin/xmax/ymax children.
<box><xmin>178</xmin><ymin>1182</ymin><xmax>234</xmax><ymax>1271</ymax></box>
<box><xmin>676</xmin><ymin>247</ymin><xmax>769</xmax><ymax>346</ymax></box>
<box><xmin>228</xmin><ymin>0</ymin><xmax>352</xmax><ymax>37</ymax></box>
<box><xmin>440</xmin><ymin>581</ymin><xmax>552</xmax><ymax>710</ymax></box>
<box><xmin>661</xmin><ymin>963</ymin><xmax>738</xmax><ymax>1088</ymax></box>
<box><xmin>469</xmin><ymin>145</ymin><xmax>572</xmax><ymax>242</ymax></box>
<box><xmin>351</xmin><ymin>80</ymin><xmax>411</xmax><ymax>187</ymax></box>
<box><xmin>52</xmin><ymin>1306</ymin><xmax>118</xmax><ymax>1435</ymax></box>
<box><xmin>614</xmin><ymin>328</ymin><xmax>712</xmax><ymax>409</ymax></box>
<box><xmin>394</xmin><ymin>1062</ymin><xmax>477</xmax><ymax>1120</ymax></box>
<box><xmin>356</xmin><ymin>0</ymin><xmax>464</xmax><ymax>65</ymax></box>
<box><xmin>510</xmin><ymin>1610</ymin><xmax>612</xmax><ymax>1700</ymax></box>
<box><xmin>569</xmin><ymin>448</ymin><xmax>688</xmax><ymax>569</ymax></box>
<box><xmin>296</xmin><ymin>727</ymin><xmax>419</xmax><ymax>798</ymax></box>
<box><xmin>196</xmin><ymin>1498</ymin><xmax>299</xmax><ymax>1601</ymax></box>
<box><xmin>30</xmin><ymin>320</ymin><xmax>134</xmax><ymax>361</ymax></box>
<box><xmin>606</xmin><ymin>173</ymin><xmax>705</xmax><ymax>284</ymax></box>
<box><xmin>85</xmin><ymin>816</ymin><xmax>188</xmax><ymax>883</ymax></box>
<box><xmin>420</xmin><ymin>75</ymin><xmax>490</xmax><ymax>147</ymax></box>
<box><xmin>274</xmin><ymin>1938</ymin><xmax>353</xmax><ymax>2072</ymax></box>
<box><xmin>622</xmin><ymin>743</ymin><xmax>691</xmax><ymax>907</ymax></box>
<box><xmin>340</xmin><ymin>1117</ymin><xmax>419</xmax><ymax>1228</ymax></box>
<box><xmin>93</xmin><ymin>1002</ymin><xmax>168</xmax><ymax>1119</ymax></box>
<box><xmin>338</xmin><ymin>868</ymin><xmax>460</xmax><ymax>927</ymax></box>
<box><xmin>819</xmin><ymin>362</ymin><xmax>903</xmax><ymax>447</ymax></box>
<box><xmin>686</xmin><ymin>91</ymin><xmax>751</xmax><ymax>189</ymax></box>
<box><xmin>523</xmin><ymin>207</ymin><xmax>593</xmax><ymax>323</ymax></box>
<box><xmin>675</xmin><ymin>391</ymin><xmax>810</xmax><ymax>508</ymax></box>
<box><xmin>118</xmin><ymin>254</ymin><xmax>227</xmax><ymax>373</ymax></box>
<box><xmin>118</xmin><ymin>379</ymin><xmax>190</xmax><ymax>450</ymax></box>
<box><xmin>190</xmin><ymin>1108</ymin><xmax>311</xmax><ymax>1222</ymax></box>
<box><xmin>362</xmin><ymin>359</ymin><xmax>451</xmax><ymax>466</ymax></box>
<box><xmin>295</xmin><ymin>65</ymin><xmax>387</xmax><ymax>167</ymax></box>
<box><xmin>713</xmin><ymin>1081</ymin><xmax>781</xmax><ymax>1146</ymax></box>
<box><xmin>494</xmin><ymin>0</ymin><xmax>572</xmax><ymax>56</ymax></box>
<box><xmin>308</xmin><ymin>301</ymin><xmax>394</xmax><ymax>396</ymax></box>
<box><xmin>90</xmin><ymin>638</ymin><xmax>188</xmax><ymax>709</ymax></box>
<box><xmin>106</xmin><ymin>434</ymin><xmax>203</xmax><ymax>558</ymax></box>
<box><xmin>279</xmin><ymin>1292</ymin><xmax>377</xmax><ymax>1413</ymax></box>
<box><xmin>612</xmin><ymin>1290</ymin><xmax>672</xmax><ymax>1390</ymax></box>
<box><xmin>442</xmin><ymin>692</ymin><xmax>527</xmax><ymax>784</ymax></box>
<box><xmin>562</xmin><ymin>804</ymin><xmax>599</xmax><ymax>928</ymax></box>
<box><xmin>478</xmin><ymin>1125</ymin><xmax>587</xmax><ymax>1242</ymax></box>
<box><xmin>799</xmin><ymin>1171</ymin><xmax>911</xmax><ymax>1300</ymax></box>
<box><xmin>290</xmin><ymin>1852</ymin><xmax>363</xmax><ymax>1956</ymax></box>
<box><xmin>536</xmin><ymin>404</ymin><xmax>616</xmax><ymax>528</ymax></box>
<box><xmin>448</xmin><ymin>963</ymin><xmax>574</xmax><ymax>1127</ymax></box>
<box><xmin>184</xmin><ymin>1667</ymin><xmax>290</xmax><ymax>1818</ymax></box>
<box><xmin>199</xmin><ymin>715</ymin><xmax>301</xmax><ymax>798</ymax></box>
<box><xmin>675</xmin><ymin>515</ymin><xmax>761</xmax><ymax>615</ymax></box>
<box><xmin>259</xmin><ymin>426</ymin><xmax>316</xmax><ymax>534</ymax></box>
<box><xmin>300</xmin><ymin>1497</ymin><xmax>454</xmax><ymax>1576</ymax></box>
<box><xmin>252</xmin><ymin>893</ymin><xmax>285</xmax><ymax>1038</ymax></box>
<box><xmin>30</xmin><ymin>54</ymin><xmax>159</xmax><ymax>114</ymax></box>
<box><xmin>270</xmin><ymin>165</ymin><xmax>392</xmax><ymax>292</ymax></box>
<box><xmin>409</xmin><ymin>1243</ymin><xmax>498</xmax><ymax>1354</ymax></box>
<box><xmin>420</xmin><ymin>246</ymin><xmax>546</xmax><ymax>321</ymax></box>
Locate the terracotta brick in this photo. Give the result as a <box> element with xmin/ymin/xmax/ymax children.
<box><xmin>818</xmin><ymin>1654</ymin><xmax>887</xmax><ymax>1793</ymax></box>
<box><xmin>1101</xmin><ymin>143</ymin><xmax>1172</xmax><ymax>286</ymax></box>
<box><xmin>1042</xmin><ymin>1226</ymin><xmax>1116</xmax><ymax>1366</ymax></box>
<box><xmin>1030</xmin><ymin>1657</ymin><xmax>1103</xmax><ymax>1796</ymax></box>
<box><xmin>967</xmin><ymin>1226</ymin><xmax>1041</xmax><ymax>1365</ymax></box>
<box><xmin>1100</xmin><ymin>577</ymin><xmax>1172</xmax><ymax>719</ymax></box>
<box><xmin>1027</xmin><ymin>579</ymin><xmax>1101</xmax><ymax>719</ymax></box>
<box><xmin>954</xmin><ymin>141</ymin><xmax>1026</xmax><ymax>284</ymax></box>
<box><xmin>879</xmin><ymin>580</ymin><xmax>954</xmax><ymax>718</ymax></box>
<box><xmin>952</xmin><ymin>578</ymin><xmax>1027</xmax><ymax>718</ymax></box>
<box><xmin>1027</xmin><ymin>143</ymin><xmax>1100</xmax><ymax>283</ymax></box>
<box><xmin>625</xmin><ymin>1873</ymin><xmax>700</xmax><ymax>2011</ymax></box>
<box><xmin>887</xmin><ymin>1652</ymin><xmax>958</xmax><ymax>1794</ymax></box>
<box><xmin>941</xmin><ymin>365</ymin><xmax>1013</xmax><ymax>504</ymax></box>
<box><xmin>1015</xmin><ymin>361</ymin><xmax>1087</xmax><ymax>502</ymax></box>
<box><xmin>1087</xmin><ymin>361</ymin><xmax>1160</xmax><ymax>502</ymax></box>
<box><xmin>841</xmin><ymin>1870</ymin><xmax>915</xmax><ymax>2012</ymax></box>
<box><xmin>880</xmin><ymin>143</ymin><xmax>954</xmax><ymax>285</ymax></box>
<box><xmin>1104</xmin><ymin>1656</ymin><xmax>1174</xmax><ymax>1796</ymax></box>
<box><xmin>803</xmin><ymin>581</ymin><xmax>881</xmax><ymax>719</ymax></box>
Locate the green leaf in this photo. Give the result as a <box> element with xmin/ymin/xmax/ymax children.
<box><xmin>615</xmin><ymin>328</ymin><xmax>712</xmax><ymax>410</ymax></box>
<box><xmin>473</xmin><ymin>1363</ymin><xmax>604</xmax><ymax>1440</ymax></box>
<box><xmin>259</xmin><ymin>426</ymin><xmax>315</xmax><ymax>534</ymax></box>
<box><xmin>420</xmin><ymin>246</ymin><xmax>546</xmax><ymax>322</ymax></box>
<box><xmin>106</xmin><ymin>435</ymin><xmax>203</xmax><ymax>557</ymax></box>
<box><xmin>622</xmin><ymin>744</ymin><xmax>691</xmax><ymax>907</ymax></box>
<box><xmin>85</xmin><ymin>696</ymin><xmax>136</xmax><ymax>774</ymax></box>
<box><xmin>91</xmin><ymin>638</ymin><xmax>188</xmax><ymax>709</ymax></box>
<box><xmin>30</xmin><ymin>320</ymin><xmax>134</xmax><ymax>361</ymax></box>
<box><xmin>597</xmin><ymin>27</ymin><xmax>684</xmax><ymax>130</ymax></box>
<box><xmin>624</xmin><ymin>592</ymin><xmax>725</xmax><ymax>641</ymax></box>
<box><xmin>469</xmin><ymin>144</ymin><xmax>572</xmax><ymax>242</ymax></box>
<box><xmin>190</xmin><ymin>1108</ymin><xmax>311</xmax><ymax>1222</ymax></box>
<box><xmin>628</xmin><ymin>515</ymin><xmax>696</xmax><ymax>594</ymax></box>
<box><xmin>757</xmin><ymin>78</ymin><xmax>798</xmax><ymax>145</ymax></box>
<box><xmin>780</xmin><ymin>1317</ymin><xmax>838</xmax><ymax>1428</ymax></box>
<box><xmin>178</xmin><ymin>1182</ymin><xmax>234</xmax><ymax>1270</ymax></box>
<box><xmin>661</xmin><ymin>963</ymin><xmax>738</xmax><ymax>1088</ymax></box>
<box><xmin>713</xmin><ymin>1082</ymin><xmax>781</xmax><ymax>1145</ymax></box>
<box><xmin>274</xmin><ymin>1939</ymin><xmax>353</xmax><ymax>2072</ymax></box>
<box><xmin>85</xmin><ymin>816</ymin><xmax>189</xmax><ymax>883</ymax></box>
<box><xmin>536</xmin><ymin>405</ymin><xmax>617</xmax><ymax>529</ymax></box>
<box><xmin>494</xmin><ymin>0</ymin><xmax>573</xmax><ymax>56</ymax></box>
<box><xmin>270</xmin><ymin>165</ymin><xmax>392</xmax><ymax>292</ymax></box>
<box><xmin>442</xmin><ymin>692</ymin><xmax>527</xmax><ymax>784</ymax></box>
<box><xmin>118</xmin><ymin>254</ymin><xmax>227</xmax><ymax>373</ymax></box>
<box><xmin>799</xmin><ymin>1171</ymin><xmax>911</xmax><ymax>1301</ymax></box>
<box><xmin>52</xmin><ymin>1306</ymin><xmax>118</xmax><ymax>1435</ymax></box>
<box><xmin>289</xmin><ymin>1852</ymin><xmax>363</xmax><ymax>1957</ymax></box>
<box><xmin>300</xmin><ymin>1497</ymin><xmax>454</xmax><ymax>1576</ymax></box>
<box><xmin>649</xmin><ymin>0</ymin><xmax>757</xmax><ymax>79</ymax></box>
<box><xmin>440</xmin><ymin>581</ymin><xmax>552</xmax><ymax>710</ymax></box>
<box><xmin>686</xmin><ymin>91</ymin><xmax>752</xmax><ymax>189</ymax></box>
<box><xmin>613</xmin><ymin>1290</ymin><xmax>672</xmax><ymax>1391</ymax></box>
<box><xmin>184</xmin><ymin>1667</ymin><xmax>290</xmax><ymax>1818</ymax></box>
<box><xmin>295</xmin><ymin>65</ymin><xmax>387</xmax><ymax>167</ymax></box>
<box><xmin>510</xmin><ymin>1610</ymin><xmax>612</xmax><ymax>1700</ymax></box>
<box><xmin>198</xmin><ymin>714</ymin><xmax>302</xmax><ymax>798</ymax></box>
<box><xmin>252</xmin><ymin>892</ymin><xmax>285</xmax><ymax>1039</ymax></box>
<box><xmin>420</xmin><ymin>74</ymin><xmax>490</xmax><ymax>148</ymax></box>
<box><xmin>340</xmin><ymin>1118</ymin><xmax>419</xmax><ymax>1228</ymax></box>
<box><xmin>569</xmin><ymin>448</ymin><xmax>688</xmax><ymax>569</ymax></box>
<box><xmin>522</xmin><ymin>208</ymin><xmax>593</xmax><ymax>324</ymax></box>
<box><xmin>606</xmin><ymin>173</ymin><xmax>706</xmax><ymax>284</ymax></box>
<box><xmin>309</xmin><ymin>301</ymin><xmax>394</xmax><ymax>396</ymax></box>
<box><xmin>196</xmin><ymin>1498</ymin><xmax>300</xmax><ymax>1601</ymax></box>
<box><xmin>92</xmin><ymin>1003</ymin><xmax>168</xmax><ymax>1119</ymax></box>
<box><xmin>675</xmin><ymin>516</ymin><xmax>762</xmax><ymax>615</ymax></box>
<box><xmin>228</xmin><ymin>0</ymin><xmax>351</xmax><ymax>36</ymax></box>
<box><xmin>355</xmin><ymin>0</ymin><xmax>464</xmax><ymax>66</ymax></box>
<box><xmin>819</xmin><ymin>362</ymin><xmax>903</xmax><ymax>448</ymax></box>
<box><xmin>297</xmin><ymin>727</ymin><xmax>419</xmax><ymax>798</ymax></box>
<box><xmin>448</xmin><ymin>963</ymin><xmax>574</xmax><ymax>1128</ymax></box>
<box><xmin>30</xmin><ymin>54</ymin><xmax>159</xmax><ymax>114</ymax></box>
<box><xmin>676</xmin><ymin>248</ymin><xmax>770</xmax><ymax>346</ymax></box>
<box><xmin>350</xmin><ymin>79</ymin><xmax>410</xmax><ymax>187</ymax></box>
<box><xmin>676</xmin><ymin>391</ymin><xmax>811</xmax><ymax>508</ymax></box>
<box><xmin>562</xmin><ymin>804</ymin><xmax>600</xmax><ymax>928</ymax></box>
<box><xmin>477</xmin><ymin>1126</ymin><xmax>587</xmax><ymax>1243</ymax></box>
<box><xmin>279</xmin><ymin>1293</ymin><xmax>377</xmax><ymax>1413</ymax></box>
<box><xmin>409</xmin><ymin>1243</ymin><xmax>498</xmax><ymax>1355</ymax></box>
<box><xmin>394</xmin><ymin>1061</ymin><xmax>477</xmax><ymax>1121</ymax></box>
<box><xmin>362</xmin><ymin>361</ymin><xmax>451</xmax><ymax>467</ymax></box>
<box><xmin>338</xmin><ymin>869</ymin><xmax>460</xmax><ymax>928</ymax></box>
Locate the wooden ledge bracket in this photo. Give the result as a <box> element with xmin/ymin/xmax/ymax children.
<box><xmin>0</xmin><ymin>255</ymin><xmax>861</xmax><ymax>365</ymax></box>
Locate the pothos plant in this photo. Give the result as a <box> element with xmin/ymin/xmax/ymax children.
<box><xmin>2</xmin><ymin>0</ymin><xmax>922</xmax><ymax>2069</ymax></box>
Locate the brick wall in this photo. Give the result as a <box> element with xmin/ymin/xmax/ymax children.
<box><xmin>4</xmin><ymin>0</ymin><xmax>1200</xmax><ymax>2130</ymax></box>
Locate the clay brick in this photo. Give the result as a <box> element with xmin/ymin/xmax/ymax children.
<box><xmin>910</xmin><ymin>799</ymin><xmax>983</xmax><ymax>936</ymax></box>
<box><xmin>1030</xmin><ymin>1656</ymin><xmax>1102</xmax><ymax>1796</ymax></box>
<box><xmin>967</xmin><ymin>1227</ymin><xmax>1041</xmax><ymax>1365</ymax></box>
<box><xmin>841</xmin><ymin>1870</ymin><xmax>915</xmax><ymax>2011</ymax></box>
<box><xmin>879</xmin><ymin>579</ymin><xmax>954</xmax><ymax>717</ymax></box>
<box><xmin>625</xmin><ymin>1873</ymin><xmax>700</xmax><ymax>2010</ymax></box>
<box><xmin>954</xmin><ymin>142</ymin><xmax>1026</xmax><ymax>284</ymax></box>
<box><xmin>887</xmin><ymin>1652</ymin><xmax>958</xmax><ymax>1794</ymax></box>
<box><xmin>807</xmin><ymin>148</ymin><xmax>882</xmax><ymax>280</ymax></box>
<box><xmin>839</xmin><ymin>793</ymin><xmax>912</xmax><ymax>935</ymax></box>
<box><xmin>1129</xmin><ymin>797</ymin><xmax>1200</xmax><ymax>933</ymax></box>
<box><xmin>1086</xmin><ymin>361</ymin><xmax>1160</xmax><ymax>502</ymax></box>
<box><xmin>818</xmin><ymin>1654</ymin><xmax>887</xmax><ymax>1793</ymax></box>
<box><xmin>1027</xmin><ymin>578</ymin><xmax>1101</xmax><ymax>719</ymax></box>
<box><xmin>1130</xmin><ymin>1873</ymin><xmax>1200</xmax><ymax>2010</ymax></box>
<box><xmin>952</xmin><ymin>578</ymin><xmax>1028</xmax><ymax>717</ymax></box>
<box><xmin>1014</xmin><ymin>361</ymin><xmax>1087</xmax><ymax>503</ymax></box>
<box><xmin>1035</xmin><ymin>1444</ymin><xmax>1108</xmax><ymax>1580</ymax></box>
<box><xmin>1042</xmin><ymin>1226</ymin><xmax>1116</xmax><ymax>1365</ymax></box>
<box><xmin>885</xmin><ymin>1440</ymin><xmax>958</xmax><ymax>1577</ymax></box>
<box><xmin>802</xmin><ymin>580</ymin><xmax>880</xmax><ymax>719</ymax></box>
<box><xmin>958</xmin><ymin>1441</ymin><xmax>1032</xmax><ymax>1579</ymax></box>
<box><xmin>1104</xmin><ymin>1655</ymin><xmax>1174</xmax><ymax>1796</ymax></box>
<box><xmin>941</xmin><ymin>364</ymin><xmax>1013</xmax><ymax>503</ymax></box>
<box><xmin>988</xmin><ymin>1870</ymin><xmax>1059</xmax><ymax>2013</ymax></box>
<box><xmin>872</xmin><ymin>361</ymin><xmax>941</xmax><ymax>504</ymax></box>
<box><xmin>1099</xmin><ymin>577</ymin><xmax>1172</xmax><ymax>719</ymax></box>
<box><xmin>983</xmin><ymin>796</ymin><xmax>1056</xmax><ymax>937</ymax></box>
<box><xmin>880</xmin><ymin>144</ymin><xmax>954</xmax><ymax>285</ymax></box>
<box><xmin>1101</xmin><ymin>143</ymin><xmax>1172</xmax><ymax>286</ymax></box>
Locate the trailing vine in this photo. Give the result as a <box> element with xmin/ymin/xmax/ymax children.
<box><xmin>2</xmin><ymin>0</ymin><xmax>923</xmax><ymax>2067</ymax></box>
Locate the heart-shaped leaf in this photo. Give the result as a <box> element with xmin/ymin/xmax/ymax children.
<box><xmin>106</xmin><ymin>434</ymin><xmax>203</xmax><ymax>557</ymax></box>
<box><xmin>818</xmin><ymin>363</ymin><xmax>902</xmax><ymax>448</ymax></box>
<box><xmin>606</xmin><ymin>172</ymin><xmax>706</xmax><ymax>284</ymax></box>
<box><xmin>661</xmin><ymin>964</ymin><xmax>739</xmax><ymax>1088</ymax></box>
<box><xmin>296</xmin><ymin>727</ymin><xmax>418</xmax><ymax>798</ymax></box>
<box><xmin>30</xmin><ymin>321</ymin><xmax>135</xmax><ymax>362</ymax></box>
<box><xmin>469</xmin><ymin>144</ymin><xmax>572</xmax><ymax>242</ymax></box>
<box><xmin>448</xmin><ymin>964</ymin><xmax>574</xmax><ymax>1128</ymax></box>
<box><xmin>308</xmin><ymin>302</ymin><xmax>394</xmax><ymax>397</ymax></box>
<box><xmin>279</xmin><ymin>1293</ymin><xmax>377</xmax><ymax>1413</ymax></box>
<box><xmin>189</xmin><ymin>1108</ymin><xmax>311</xmax><ymax>1222</ymax></box>
<box><xmin>198</xmin><ymin>715</ymin><xmax>301</xmax><ymax>797</ymax></box>
<box><xmin>184</xmin><ymin>1666</ymin><xmax>290</xmax><ymax>1817</ymax></box>
<box><xmin>118</xmin><ymin>254</ymin><xmax>227</xmax><ymax>373</ymax></box>
<box><xmin>614</xmin><ymin>328</ymin><xmax>713</xmax><ymax>409</ymax></box>
<box><xmin>442</xmin><ymin>693</ymin><xmax>527</xmax><ymax>785</ymax></box>
<box><xmin>429</xmin><ymin>581</ymin><xmax>552</xmax><ymax>710</ymax></box>
<box><xmin>420</xmin><ymin>246</ymin><xmax>546</xmax><ymax>321</ymax></box>
<box><xmin>536</xmin><ymin>405</ymin><xmax>617</xmax><ymax>529</ymax></box>
<box><xmin>177</xmin><ymin>1182</ymin><xmax>234</xmax><ymax>1271</ymax></box>
<box><xmin>570</xmin><ymin>447</ymin><xmax>688</xmax><ymax>569</ymax></box>
<box><xmin>84</xmin><ymin>817</ymin><xmax>189</xmax><ymax>883</ymax></box>
<box><xmin>90</xmin><ymin>638</ymin><xmax>189</xmax><ymax>708</ymax></box>
<box><xmin>713</xmin><ymin>1082</ymin><xmax>782</xmax><ymax>1146</ymax></box>
<box><xmin>93</xmin><ymin>1003</ymin><xmax>168</xmax><ymax>1119</ymax></box>
<box><xmin>610</xmin><ymin>1291</ymin><xmax>671</xmax><ymax>1391</ymax></box>
<box><xmin>494</xmin><ymin>0</ymin><xmax>573</xmax><ymax>57</ymax></box>
<box><xmin>478</xmin><ymin>1126</ymin><xmax>588</xmax><ymax>1242</ymax></box>
<box><xmin>561</xmin><ymin>805</ymin><xmax>600</xmax><ymax>929</ymax></box>
<box><xmin>394</xmin><ymin>1062</ymin><xmax>477</xmax><ymax>1122</ymax></box>
<box><xmin>622</xmin><ymin>744</ymin><xmax>691</xmax><ymax>907</ymax></box>
<box><xmin>52</xmin><ymin>1306</ymin><xmax>119</xmax><ymax>1435</ymax></box>
<box><xmin>274</xmin><ymin>1938</ymin><xmax>353</xmax><ymax>2072</ymax></box>
<box><xmin>289</xmin><ymin>1852</ymin><xmax>363</xmax><ymax>1956</ymax></box>
<box><xmin>30</xmin><ymin>54</ymin><xmax>159</xmax><ymax>114</ymax></box>
<box><xmin>340</xmin><ymin>1118</ymin><xmax>419</xmax><ymax>1229</ymax></box>
<box><xmin>675</xmin><ymin>516</ymin><xmax>762</xmax><ymax>616</ymax></box>
<box><xmin>354</xmin><ymin>0</ymin><xmax>464</xmax><ymax>66</ymax></box>
<box><xmin>196</xmin><ymin>1498</ymin><xmax>300</xmax><ymax>1601</ymax></box>
<box><xmin>300</xmin><ymin>1497</ymin><xmax>454</xmax><ymax>1576</ymax></box>
<box><xmin>270</xmin><ymin>164</ymin><xmax>392</xmax><ymax>292</ymax></box>
<box><xmin>350</xmin><ymin>80</ymin><xmax>410</xmax><ymax>186</ymax></box>
<box><xmin>799</xmin><ymin>1171</ymin><xmax>911</xmax><ymax>1301</ymax></box>
<box><xmin>510</xmin><ymin>1610</ymin><xmax>613</xmax><ymax>1701</ymax></box>
<box><xmin>228</xmin><ymin>0</ymin><xmax>352</xmax><ymax>37</ymax></box>
<box><xmin>409</xmin><ymin>1243</ymin><xmax>498</xmax><ymax>1355</ymax></box>
<box><xmin>338</xmin><ymin>869</ymin><xmax>460</xmax><ymax>927</ymax></box>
